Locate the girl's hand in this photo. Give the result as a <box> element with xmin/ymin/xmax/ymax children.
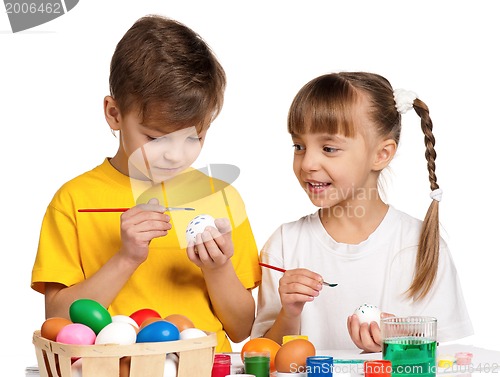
<box><xmin>278</xmin><ymin>268</ymin><xmax>323</xmax><ymax>318</ymax></box>
<box><xmin>186</xmin><ymin>218</ymin><xmax>234</xmax><ymax>270</ymax></box>
<box><xmin>119</xmin><ymin>198</ymin><xmax>172</xmax><ymax>265</ymax></box>
<box><xmin>347</xmin><ymin>312</ymin><xmax>394</xmax><ymax>353</ymax></box>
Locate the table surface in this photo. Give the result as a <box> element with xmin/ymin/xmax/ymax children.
<box><xmin>26</xmin><ymin>343</ymin><xmax>500</xmax><ymax>376</ymax></box>
<box><xmin>228</xmin><ymin>344</ymin><xmax>500</xmax><ymax>376</ymax></box>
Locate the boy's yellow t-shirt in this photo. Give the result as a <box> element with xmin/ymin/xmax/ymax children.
<box><xmin>31</xmin><ymin>158</ymin><xmax>261</xmax><ymax>352</ymax></box>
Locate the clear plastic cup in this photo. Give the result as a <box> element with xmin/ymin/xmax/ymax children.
<box><xmin>381</xmin><ymin>316</ymin><xmax>437</xmax><ymax>377</ymax></box>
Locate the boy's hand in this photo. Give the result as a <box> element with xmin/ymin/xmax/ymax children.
<box><xmin>278</xmin><ymin>268</ymin><xmax>323</xmax><ymax>318</ymax></box>
<box><xmin>119</xmin><ymin>198</ymin><xmax>171</xmax><ymax>265</ymax></box>
<box><xmin>186</xmin><ymin>218</ymin><xmax>234</xmax><ymax>270</ymax></box>
<box><xmin>347</xmin><ymin>312</ymin><xmax>394</xmax><ymax>353</ymax></box>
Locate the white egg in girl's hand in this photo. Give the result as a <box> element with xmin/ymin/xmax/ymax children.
<box><xmin>353</xmin><ymin>303</ymin><xmax>382</xmax><ymax>325</ymax></box>
<box><xmin>179</xmin><ymin>327</ymin><xmax>207</xmax><ymax>340</ymax></box>
<box><xmin>185</xmin><ymin>214</ymin><xmax>216</xmax><ymax>244</ymax></box>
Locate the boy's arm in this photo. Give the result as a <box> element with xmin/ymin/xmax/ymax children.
<box><xmin>45</xmin><ymin>200</ymin><xmax>171</xmax><ymax>318</ymax></box>
<box><xmin>202</xmin><ymin>263</ymin><xmax>256</xmax><ymax>343</ymax></box>
<box><xmin>186</xmin><ymin>218</ymin><xmax>256</xmax><ymax>342</ymax></box>
<box><xmin>44</xmin><ymin>251</ymin><xmax>142</xmax><ymax>318</ymax></box>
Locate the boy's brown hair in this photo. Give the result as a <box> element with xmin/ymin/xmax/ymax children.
<box><xmin>109</xmin><ymin>15</ymin><xmax>226</xmax><ymax>132</ymax></box>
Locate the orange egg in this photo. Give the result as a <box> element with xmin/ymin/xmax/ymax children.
<box><xmin>274</xmin><ymin>338</ymin><xmax>316</xmax><ymax>373</ymax></box>
<box><xmin>139</xmin><ymin>317</ymin><xmax>163</xmax><ymax>330</ymax></box>
<box><xmin>164</xmin><ymin>314</ymin><xmax>195</xmax><ymax>332</ymax></box>
<box><xmin>41</xmin><ymin>317</ymin><xmax>73</xmax><ymax>341</ymax></box>
<box><xmin>240</xmin><ymin>337</ymin><xmax>281</xmax><ymax>372</ymax></box>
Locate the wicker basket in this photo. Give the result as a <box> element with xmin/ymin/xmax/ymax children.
<box><xmin>33</xmin><ymin>330</ymin><xmax>217</xmax><ymax>377</ymax></box>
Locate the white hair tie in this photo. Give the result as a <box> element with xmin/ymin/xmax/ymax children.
<box><xmin>393</xmin><ymin>88</ymin><xmax>418</xmax><ymax>114</ymax></box>
<box><xmin>430</xmin><ymin>188</ymin><xmax>443</xmax><ymax>202</ymax></box>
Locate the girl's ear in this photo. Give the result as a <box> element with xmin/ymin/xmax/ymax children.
<box><xmin>103</xmin><ymin>95</ymin><xmax>121</xmax><ymax>131</ymax></box>
<box><xmin>373</xmin><ymin>139</ymin><xmax>397</xmax><ymax>171</ymax></box>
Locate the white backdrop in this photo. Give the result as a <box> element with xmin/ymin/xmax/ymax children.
<box><xmin>1</xmin><ymin>1</ymin><xmax>499</xmax><ymax>375</ymax></box>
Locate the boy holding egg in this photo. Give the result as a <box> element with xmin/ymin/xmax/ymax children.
<box><xmin>31</xmin><ymin>15</ymin><xmax>261</xmax><ymax>352</ymax></box>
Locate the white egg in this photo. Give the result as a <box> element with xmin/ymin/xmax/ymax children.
<box><xmin>353</xmin><ymin>303</ymin><xmax>381</xmax><ymax>325</ymax></box>
<box><xmin>185</xmin><ymin>214</ymin><xmax>216</xmax><ymax>244</ymax></box>
<box><xmin>167</xmin><ymin>353</ymin><xmax>179</xmax><ymax>362</ymax></box>
<box><xmin>71</xmin><ymin>358</ymin><xmax>83</xmax><ymax>377</ymax></box>
<box><xmin>179</xmin><ymin>327</ymin><xmax>207</xmax><ymax>340</ymax></box>
<box><xmin>164</xmin><ymin>353</ymin><xmax>179</xmax><ymax>377</ymax></box>
<box><xmin>95</xmin><ymin>322</ymin><xmax>137</xmax><ymax>345</ymax></box>
<box><xmin>112</xmin><ymin>314</ymin><xmax>139</xmax><ymax>329</ymax></box>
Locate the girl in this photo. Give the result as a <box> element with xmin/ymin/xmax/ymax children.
<box><xmin>251</xmin><ymin>72</ymin><xmax>473</xmax><ymax>352</ymax></box>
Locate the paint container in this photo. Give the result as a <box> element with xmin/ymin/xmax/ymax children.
<box><xmin>211</xmin><ymin>353</ymin><xmax>231</xmax><ymax>377</ymax></box>
<box><xmin>306</xmin><ymin>356</ymin><xmax>333</xmax><ymax>377</ymax></box>
<box><xmin>364</xmin><ymin>360</ymin><xmax>392</xmax><ymax>377</ymax></box>
<box><xmin>437</xmin><ymin>355</ymin><xmax>455</xmax><ymax>368</ymax></box>
<box><xmin>244</xmin><ymin>351</ymin><xmax>270</xmax><ymax>377</ymax></box>
<box><xmin>455</xmin><ymin>352</ymin><xmax>473</xmax><ymax>366</ymax></box>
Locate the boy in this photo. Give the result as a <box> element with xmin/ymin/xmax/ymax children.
<box><xmin>31</xmin><ymin>15</ymin><xmax>261</xmax><ymax>352</ymax></box>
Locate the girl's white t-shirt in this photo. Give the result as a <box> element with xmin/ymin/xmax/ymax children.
<box><xmin>251</xmin><ymin>206</ymin><xmax>473</xmax><ymax>349</ymax></box>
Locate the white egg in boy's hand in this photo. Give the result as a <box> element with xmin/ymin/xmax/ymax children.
<box><xmin>353</xmin><ymin>303</ymin><xmax>382</xmax><ymax>326</ymax></box>
<box><xmin>185</xmin><ymin>214</ymin><xmax>216</xmax><ymax>244</ymax></box>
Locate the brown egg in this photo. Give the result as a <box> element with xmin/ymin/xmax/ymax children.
<box><xmin>41</xmin><ymin>317</ymin><xmax>73</xmax><ymax>341</ymax></box>
<box><xmin>274</xmin><ymin>338</ymin><xmax>316</xmax><ymax>373</ymax></box>
<box><xmin>120</xmin><ymin>356</ymin><xmax>131</xmax><ymax>377</ymax></box>
<box><xmin>164</xmin><ymin>314</ymin><xmax>195</xmax><ymax>332</ymax></box>
<box><xmin>139</xmin><ymin>317</ymin><xmax>163</xmax><ymax>330</ymax></box>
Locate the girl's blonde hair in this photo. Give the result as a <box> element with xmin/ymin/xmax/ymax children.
<box><xmin>288</xmin><ymin>72</ymin><xmax>440</xmax><ymax>301</ymax></box>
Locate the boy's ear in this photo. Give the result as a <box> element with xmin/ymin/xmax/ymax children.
<box><xmin>103</xmin><ymin>95</ymin><xmax>121</xmax><ymax>131</ymax></box>
<box><xmin>373</xmin><ymin>139</ymin><xmax>397</xmax><ymax>171</ymax></box>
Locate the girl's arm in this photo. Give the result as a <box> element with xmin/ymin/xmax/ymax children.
<box><xmin>263</xmin><ymin>269</ymin><xmax>323</xmax><ymax>344</ymax></box>
<box><xmin>263</xmin><ymin>307</ymin><xmax>301</xmax><ymax>344</ymax></box>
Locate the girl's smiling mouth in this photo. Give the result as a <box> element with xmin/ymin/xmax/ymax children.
<box><xmin>305</xmin><ymin>181</ymin><xmax>331</xmax><ymax>194</ymax></box>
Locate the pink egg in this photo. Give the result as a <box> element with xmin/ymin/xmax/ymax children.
<box><xmin>56</xmin><ymin>323</ymin><xmax>96</xmax><ymax>345</ymax></box>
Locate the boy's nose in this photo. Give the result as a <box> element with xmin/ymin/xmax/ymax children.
<box><xmin>162</xmin><ymin>144</ymin><xmax>184</xmax><ymax>162</ymax></box>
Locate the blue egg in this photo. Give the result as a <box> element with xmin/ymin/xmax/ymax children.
<box><xmin>136</xmin><ymin>320</ymin><xmax>180</xmax><ymax>343</ymax></box>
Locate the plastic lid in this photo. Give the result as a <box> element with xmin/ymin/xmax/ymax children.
<box><xmin>364</xmin><ymin>360</ymin><xmax>392</xmax><ymax>377</ymax></box>
<box><xmin>282</xmin><ymin>335</ymin><xmax>308</xmax><ymax>344</ymax></box>
<box><xmin>213</xmin><ymin>353</ymin><xmax>231</xmax><ymax>364</ymax></box>
<box><xmin>455</xmin><ymin>352</ymin><xmax>473</xmax><ymax>365</ymax></box>
<box><xmin>437</xmin><ymin>355</ymin><xmax>455</xmax><ymax>368</ymax></box>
